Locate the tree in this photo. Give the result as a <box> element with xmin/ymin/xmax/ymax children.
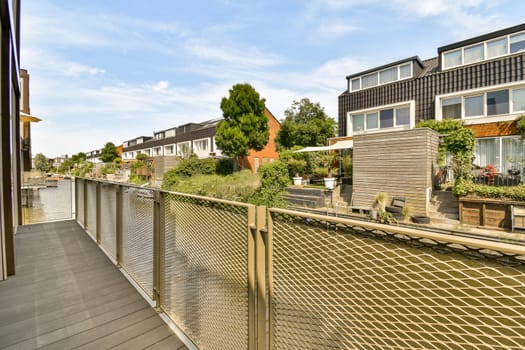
<box><xmin>276</xmin><ymin>98</ymin><xmax>336</xmax><ymax>150</ymax></box>
<box><xmin>100</xmin><ymin>142</ymin><xmax>119</xmax><ymax>163</ymax></box>
<box><xmin>215</xmin><ymin>83</ymin><xmax>269</xmax><ymax>161</ymax></box>
<box><xmin>34</xmin><ymin>153</ymin><xmax>51</xmax><ymax>172</ymax></box>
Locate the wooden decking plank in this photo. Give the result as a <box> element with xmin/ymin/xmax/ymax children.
<box><xmin>0</xmin><ymin>221</ymin><xmax>185</xmax><ymax>350</ymax></box>
<box><xmin>145</xmin><ymin>334</ymin><xmax>189</xmax><ymax>350</ymax></box>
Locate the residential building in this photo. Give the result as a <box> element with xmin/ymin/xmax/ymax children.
<box><xmin>86</xmin><ymin>149</ymin><xmax>102</xmax><ymax>163</ymax></box>
<box><xmin>122</xmin><ymin>107</ymin><xmax>280</xmax><ymax>174</ymax></box>
<box><xmin>242</xmin><ymin>108</ymin><xmax>281</xmax><ymax>172</ymax></box>
<box><xmin>1</xmin><ymin>0</ymin><xmax>22</xmax><ymax>279</ymax></box>
<box><xmin>20</xmin><ymin>69</ymin><xmax>41</xmax><ymax>173</ymax></box>
<box><xmin>338</xmin><ymin>23</ymin><xmax>525</xmax><ymax>175</ymax></box>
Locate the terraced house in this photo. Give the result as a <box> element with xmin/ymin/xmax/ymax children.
<box><xmin>338</xmin><ymin>23</ymin><xmax>525</xmax><ymax>175</ymax></box>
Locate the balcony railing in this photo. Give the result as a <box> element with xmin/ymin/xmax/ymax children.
<box><xmin>74</xmin><ymin>177</ymin><xmax>525</xmax><ymax>350</ymax></box>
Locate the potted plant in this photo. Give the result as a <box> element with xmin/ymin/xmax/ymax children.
<box><xmin>293</xmin><ymin>173</ymin><xmax>303</xmax><ymax>186</ymax></box>
<box><xmin>317</xmin><ymin>152</ymin><xmax>338</xmax><ymax>190</ymax></box>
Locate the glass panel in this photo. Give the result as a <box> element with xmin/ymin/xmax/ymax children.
<box><xmin>351</xmin><ymin>78</ymin><xmax>360</xmax><ymax>91</ymax></box>
<box><xmin>502</xmin><ymin>137</ymin><xmax>525</xmax><ymax>175</ymax></box>
<box><xmin>474</xmin><ymin>138</ymin><xmax>500</xmax><ymax>169</ymax></box>
<box><xmin>352</xmin><ymin>114</ymin><xmax>365</xmax><ymax>133</ymax></box>
<box><xmin>379</xmin><ymin>67</ymin><xmax>397</xmax><ymax>84</ymax></box>
<box><xmin>512</xmin><ymin>88</ymin><xmax>525</xmax><ymax>112</ymax></box>
<box><xmin>465</xmin><ymin>95</ymin><xmax>484</xmax><ymax>117</ymax></box>
<box><xmin>487</xmin><ymin>89</ymin><xmax>509</xmax><ymax>115</ymax></box>
<box><xmin>442</xmin><ymin>97</ymin><xmax>462</xmax><ymax>119</ymax></box>
<box><xmin>510</xmin><ymin>33</ymin><xmax>525</xmax><ymax>53</ymax></box>
<box><xmin>399</xmin><ymin>63</ymin><xmax>411</xmax><ymax>79</ymax></box>
<box><xmin>362</xmin><ymin>72</ymin><xmax>378</xmax><ymax>88</ymax></box>
<box><xmin>464</xmin><ymin>44</ymin><xmax>484</xmax><ymax>64</ymax></box>
<box><xmin>487</xmin><ymin>38</ymin><xmax>508</xmax><ymax>58</ymax></box>
<box><xmin>444</xmin><ymin>50</ymin><xmax>461</xmax><ymax>68</ymax></box>
<box><xmin>366</xmin><ymin>112</ymin><xmax>378</xmax><ymax>129</ymax></box>
<box><xmin>379</xmin><ymin>109</ymin><xmax>394</xmax><ymax>128</ymax></box>
<box><xmin>396</xmin><ymin>107</ymin><xmax>410</xmax><ymax>126</ymax></box>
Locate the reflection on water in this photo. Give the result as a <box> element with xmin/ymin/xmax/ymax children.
<box><xmin>22</xmin><ymin>179</ymin><xmax>74</xmax><ymax>224</ymax></box>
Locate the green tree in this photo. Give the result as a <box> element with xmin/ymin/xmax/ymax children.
<box><xmin>100</xmin><ymin>142</ymin><xmax>119</xmax><ymax>163</ymax></box>
<box><xmin>136</xmin><ymin>152</ymin><xmax>148</xmax><ymax>161</ymax></box>
<box><xmin>34</xmin><ymin>153</ymin><xmax>51</xmax><ymax>172</ymax></box>
<box><xmin>276</xmin><ymin>98</ymin><xmax>336</xmax><ymax>150</ymax></box>
<box><xmin>215</xmin><ymin>83</ymin><xmax>269</xmax><ymax>162</ymax></box>
<box><xmin>71</xmin><ymin>152</ymin><xmax>86</xmax><ymax>164</ymax></box>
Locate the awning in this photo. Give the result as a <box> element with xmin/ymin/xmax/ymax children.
<box><xmin>295</xmin><ymin>139</ymin><xmax>353</xmax><ymax>152</ymax></box>
<box><xmin>20</xmin><ymin>112</ymin><xmax>42</xmax><ymax>123</ymax></box>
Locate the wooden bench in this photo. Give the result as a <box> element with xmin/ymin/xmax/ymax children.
<box><xmin>511</xmin><ymin>205</ymin><xmax>525</xmax><ymax>232</ymax></box>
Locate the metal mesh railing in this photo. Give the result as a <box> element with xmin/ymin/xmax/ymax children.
<box><xmin>268</xmin><ymin>209</ymin><xmax>525</xmax><ymax>350</ymax></box>
<box><xmin>161</xmin><ymin>193</ymin><xmax>252</xmax><ymax>350</ymax></box>
<box><xmin>121</xmin><ymin>186</ymin><xmax>155</xmax><ymax>298</ymax></box>
<box><xmin>86</xmin><ymin>181</ymin><xmax>97</xmax><ymax>240</ymax></box>
<box><xmin>100</xmin><ymin>182</ymin><xmax>117</xmax><ymax>259</ymax></box>
<box><xmin>77</xmin><ymin>178</ymin><xmax>85</xmax><ymax>227</ymax></box>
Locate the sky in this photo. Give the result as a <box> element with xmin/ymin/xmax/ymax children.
<box><xmin>21</xmin><ymin>0</ymin><xmax>525</xmax><ymax>158</ymax></box>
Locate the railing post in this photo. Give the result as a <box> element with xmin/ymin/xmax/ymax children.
<box><xmin>96</xmin><ymin>181</ymin><xmax>101</xmax><ymax>244</ymax></box>
<box><xmin>153</xmin><ymin>189</ymin><xmax>163</xmax><ymax>311</ymax></box>
<box><xmin>267</xmin><ymin>209</ymin><xmax>274</xmax><ymax>350</ymax></box>
<box><xmin>248</xmin><ymin>205</ymin><xmax>257</xmax><ymax>350</ymax></box>
<box><xmin>256</xmin><ymin>206</ymin><xmax>268</xmax><ymax>350</ymax></box>
<box><xmin>74</xmin><ymin>178</ymin><xmax>78</xmax><ymax>221</ymax></box>
<box><xmin>83</xmin><ymin>179</ymin><xmax>88</xmax><ymax>229</ymax></box>
<box><xmin>116</xmin><ymin>184</ymin><xmax>123</xmax><ymax>267</ymax></box>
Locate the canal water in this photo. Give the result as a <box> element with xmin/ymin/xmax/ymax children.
<box><xmin>22</xmin><ymin>179</ymin><xmax>74</xmax><ymax>224</ymax></box>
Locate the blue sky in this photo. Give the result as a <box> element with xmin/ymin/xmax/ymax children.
<box><xmin>21</xmin><ymin>0</ymin><xmax>525</xmax><ymax>157</ymax></box>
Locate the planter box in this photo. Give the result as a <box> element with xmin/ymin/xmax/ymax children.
<box><xmin>459</xmin><ymin>198</ymin><xmax>521</xmax><ymax>229</ymax></box>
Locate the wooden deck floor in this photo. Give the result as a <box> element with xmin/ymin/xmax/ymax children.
<box><xmin>0</xmin><ymin>220</ymin><xmax>188</xmax><ymax>350</ymax></box>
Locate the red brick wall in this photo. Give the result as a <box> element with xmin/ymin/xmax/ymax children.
<box><xmin>243</xmin><ymin>108</ymin><xmax>281</xmax><ymax>172</ymax></box>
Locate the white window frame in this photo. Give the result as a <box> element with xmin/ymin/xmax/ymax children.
<box><xmin>350</xmin><ymin>62</ymin><xmax>414</xmax><ymax>92</ymax></box>
<box><xmin>193</xmin><ymin>138</ymin><xmax>210</xmax><ymax>153</ymax></box>
<box><xmin>435</xmin><ymin>81</ymin><xmax>525</xmax><ymax>124</ymax></box>
<box><xmin>164</xmin><ymin>144</ymin><xmax>175</xmax><ymax>155</ymax></box>
<box><xmin>176</xmin><ymin>141</ymin><xmax>191</xmax><ymax>156</ymax></box>
<box><xmin>442</xmin><ymin>29</ymin><xmax>525</xmax><ymax>70</ymax></box>
<box><xmin>346</xmin><ymin>100</ymin><xmax>416</xmax><ymax>136</ymax></box>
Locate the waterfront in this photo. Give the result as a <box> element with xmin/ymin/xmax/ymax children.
<box><xmin>22</xmin><ymin>179</ymin><xmax>74</xmax><ymax>224</ymax></box>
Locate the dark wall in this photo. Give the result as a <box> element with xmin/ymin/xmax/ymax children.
<box><xmin>339</xmin><ymin>54</ymin><xmax>525</xmax><ymax>137</ymax></box>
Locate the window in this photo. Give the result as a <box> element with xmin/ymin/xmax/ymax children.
<box><xmin>510</xmin><ymin>32</ymin><xmax>525</xmax><ymax>53</ymax></box>
<box><xmin>487</xmin><ymin>38</ymin><xmax>508</xmax><ymax>58</ymax></box>
<box><xmin>475</xmin><ymin>136</ymin><xmax>525</xmax><ymax>175</ymax></box>
<box><xmin>396</xmin><ymin>107</ymin><xmax>410</xmax><ymax>125</ymax></box>
<box><xmin>465</xmin><ymin>95</ymin><xmax>484</xmax><ymax>117</ymax></box>
<box><xmin>512</xmin><ymin>88</ymin><xmax>525</xmax><ymax>112</ymax></box>
<box><xmin>194</xmin><ymin>139</ymin><xmax>209</xmax><ymax>152</ymax></box>
<box><xmin>379</xmin><ymin>67</ymin><xmax>397</xmax><ymax>84</ymax></box>
<box><xmin>177</xmin><ymin>142</ymin><xmax>190</xmax><ymax>156</ymax></box>
<box><xmin>380</xmin><ymin>109</ymin><xmax>394</xmax><ymax>128</ymax></box>
<box><xmin>443</xmin><ymin>30</ymin><xmax>525</xmax><ymax>69</ymax></box>
<box><xmin>442</xmin><ymin>97</ymin><xmax>462</xmax><ymax>119</ymax></box>
<box><xmin>352</xmin><ymin>114</ymin><xmax>365</xmax><ymax>133</ymax></box>
<box><xmin>366</xmin><ymin>112</ymin><xmax>378</xmax><ymax>129</ymax></box>
<box><xmin>351</xmin><ymin>78</ymin><xmax>360</xmax><ymax>91</ymax></box>
<box><xmin>350</xmin><ymin>102</ymin><xmax>412</xmax><ymax>134</ymax></box>
<box><xmin>399</xmin><ymin>63</ymin><xmax>411</xmax><ymax>79</ymax></box>
<box><xmin>464</xmin><ymin>44</ymin><xmax>484</xmax><ymax>64</ymax></box>
<box><xmin>362</xmin><ymin>73</ymin><xmax>378</xmax><ymax>89</ymax></box>
<box><xmin>350</xmin><ymin>61</ymin><xmax>413</xmax><ymax>92</ymax></box>
<box><xmin>165</xmin><ymin>145</ymin><xmax>174</xmax><ymax>155</ymax></box>
<box><xmin>444</xmin><ymin>49</ymin><xmax>462</xmax><ymax>68</ymax></box>
<box><xmin>487</xmin><ymin>89</ymin><xmax>509</xmax><ymax>115</ymax></box>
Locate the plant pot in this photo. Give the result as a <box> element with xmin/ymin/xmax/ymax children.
<box><xmin>370</xmin><ymin>209</ymin><xmax>378</xmax><ymax>220</ymax></box>
<box><xmin>293</xmin><ymin>176</ymin><xmax>303</xmax><ymax>186</ymax></box>
<box><xmin>324</xmin><ymin>177</ymin><xmax>335</xmax><ymax>190</ymax></box>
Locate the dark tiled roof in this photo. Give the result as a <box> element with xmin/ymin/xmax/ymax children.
<box><xmin>419</xmin><ymin>57</ymin><xmax>440</xmax><ymax>76</ymax></box>
<box><xmin>346</xmin><ymin>56</ymin><xmax>424</xmax><ymax>80</ymax></box>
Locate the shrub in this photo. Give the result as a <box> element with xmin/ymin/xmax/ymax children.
<box><xmin>250</xmin><ymin>160</ymin><xmax>290</xmax><ymax>207</ymax></box>
<box><xmin>453</xmin><ymin>179</ymin><xmax>525</xmax><ymax>201</ymax></box>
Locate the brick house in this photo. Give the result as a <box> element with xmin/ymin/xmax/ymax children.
<box><xmin>337</xmin><ymin>23</ymin><xmax>525</xmax><ymax>175</ymax></box>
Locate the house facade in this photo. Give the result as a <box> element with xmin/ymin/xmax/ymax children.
<box><xmin>121</xmin><ymin>108</ymin><xmax>281</xmax><ymax>173</ymax></box>
<box><xmin>338</xmin><ymin>23</ymin><xmax>525</xmax><ymax>175</ymax></box>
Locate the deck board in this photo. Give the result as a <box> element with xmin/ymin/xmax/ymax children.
<box><xmin>0</xmin><ymin>220</ymin><xmax>188</xmax><ymax>350</ymax></box>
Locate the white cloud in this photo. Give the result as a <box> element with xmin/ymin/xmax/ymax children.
<box><xmin>317</xmin><ymin>22</ymin><xmax>360</xmax><ymax>38</ymax></box>
<box><xmin>185</xmin><ymin>42</ymin><xmax>282</xmax><ymax>67</ymax></box>
<box><xmin>64</xmin><ymin>62</ymin><xmax>105</xmax><ymax>77</ymax></box>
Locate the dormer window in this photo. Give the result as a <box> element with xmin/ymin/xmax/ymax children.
<box><xmin>349</xmin><ymin>61</ymin><xmax>413</xmax><ymax>92</ymax></box>
<box><xmin>442</xmin><ymin>30</ymin><xmax>525</xmax><ymax>69</ymax></box>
